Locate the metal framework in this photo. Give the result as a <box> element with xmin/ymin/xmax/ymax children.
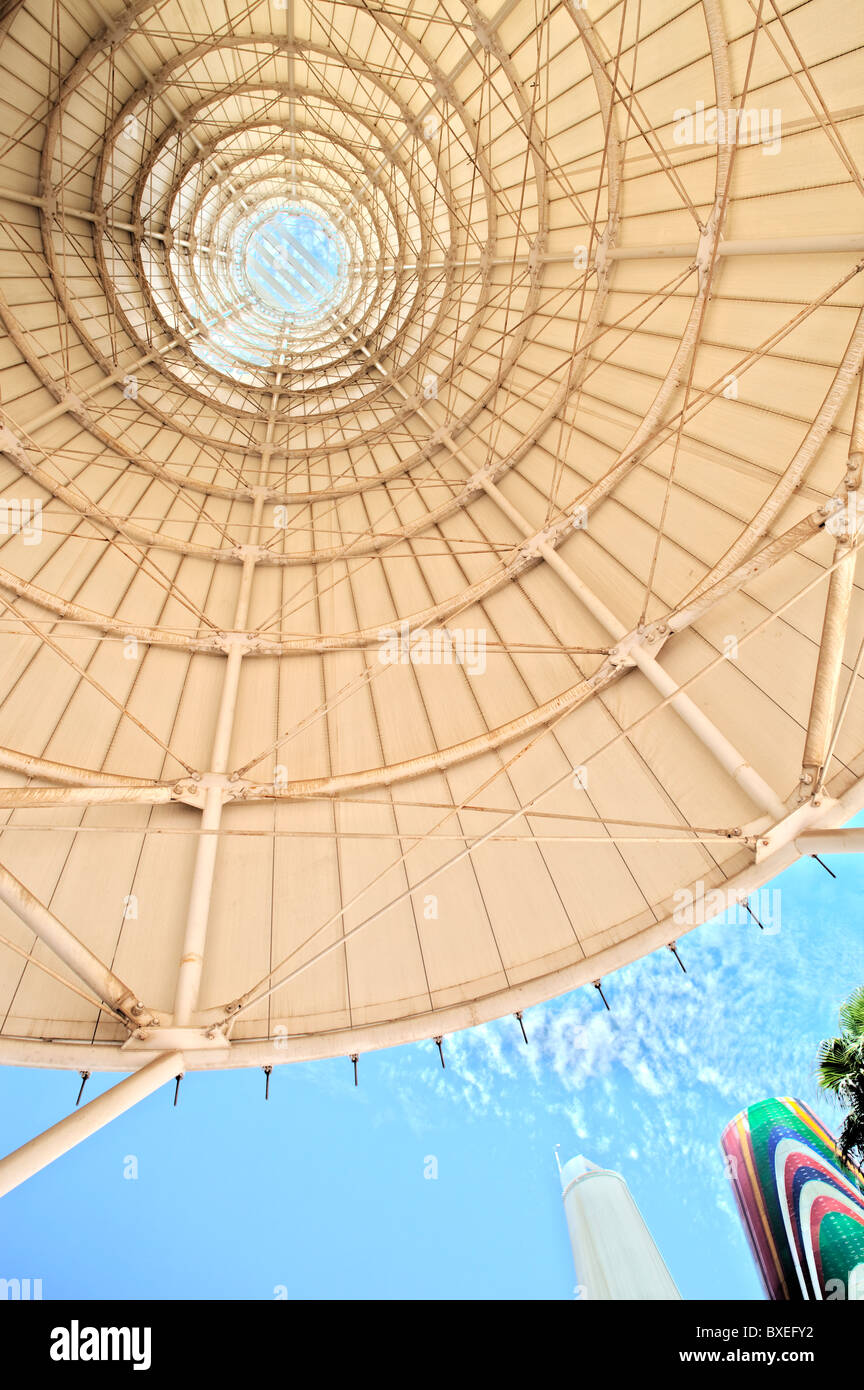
<box><xmin>0</xmin><ymin>0</ymin><xmax>862</xmax><ymax>1194</ymax></box>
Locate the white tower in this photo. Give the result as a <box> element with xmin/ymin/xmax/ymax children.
<box><xmin>559</xmin><ymin>1155</ymin><xmax>681</xmax><ymax>1300</ymax></box>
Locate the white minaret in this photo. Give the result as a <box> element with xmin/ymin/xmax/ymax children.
<box><xmin>558</xmin><ymin>1153</ymin><xmax>681</xmax><ymax>1300</ymax></box>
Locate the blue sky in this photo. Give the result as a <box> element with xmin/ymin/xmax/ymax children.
<box><xmin>0</xmin><ymin>845</ymin><xmax>862</xmax><ymax>1301</ymax></box>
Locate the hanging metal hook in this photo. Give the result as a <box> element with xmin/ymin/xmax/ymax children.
<box><xmin>173</xmin><ymin>1073</ymin><xmax>183</xmax><ymax>1107</ymax></box>
<box><xmin>263</xmin><ymin>1065</ymin><xmax>272</xmax><ymax>1100</ymax></box>
<box><xmin>515</xmin><ymin>1011</ymin><xmax>528</xmax><ymax>1044</ymax></box>
<box><xmin>433</xmin><ymin>1035</ymin><xmax>445</xmax><ymax>1068</ymax></box>
<box><xmin>811</xmin><ymin>853</ymin><xmax>837</xmax><ymax>879</ymax></box>
<box><xmin>743</xmin><ymin>898</ymin><xmax>765</xmax><ymax>930</ymax></box>
<box><xmin>350</xmin><ymin>1053</ymin><xmax>358</xmax><ymax>1087</ymax></box>
<box><xmin>593</xmin><ymin>980</ymin><xmax>610</xmax><ymax>1010</ymax></box>
<box><xmin>668</xmin><ymin>941</ymin><xmax>687</xmax><ymax>973</ymax></box>
<box><xmin>75</xmin><ymin>1071</ymin><xmax>90</xmax><ymax>1107</ymax></box>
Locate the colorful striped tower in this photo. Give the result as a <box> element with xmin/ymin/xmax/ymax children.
<box><xmin>721</xmin><ymin>1097</ymin><xmax>864</xmax><ymax>1300</ymax></box>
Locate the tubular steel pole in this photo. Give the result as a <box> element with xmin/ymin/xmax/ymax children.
<box><xmin>0</xmin><ymin>858</ymin><xmax>145</xmax><ymax>1022</ymax></box>
<box><xmin>801</xmin><ymin>373</ymin><xmax>864</xmax><ymax>792</ymax></box>
<box><xmin>0</xmin><ymin>1052</ymin><xmax>183</xmax><ymax>1199</ymax></box>
<box><xmin>171</xmin><ymin>363</ymin><xmax>282</xmax><ymax>1026</ymax></box>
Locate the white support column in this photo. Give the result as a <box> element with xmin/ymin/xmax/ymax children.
<box><xmin>171</xmin><ymin>364</ymin><xmax>281</xmax><ymax>1026</ymax></box>
<box><xmin>801</xmin><ymin>534</ymin><xmax>858</xmax><ymax>789</ymax></box>
<box><xmin>800</xmin><ymin>381</ymin><xmax>864</xmax><ymax>794</ymax></box>
<box><xmin>170</xmin><ymin>642</ymin><xmax>246</xmax><ymax>1026</ymax></box>
<box><xmin>0</xmin><ymin>858</ymin><xmax>150</xmax><ymax>1024</ymax></box>
<box><xmin>0</xmin><ymin>1051</ymin><xmax>183</xmax><ymax>1199</ymax></box>
<box><xmin>795</xmin><ymin>827</ymin><xmax>864</xmax><ymax>854</ymax></box>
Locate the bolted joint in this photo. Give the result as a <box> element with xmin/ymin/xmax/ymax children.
<box><xmin>519</xmin><ymin>526</ymin><xmax>557</xmax><ymax>561</ymax></box>
<box><xmin>0</xmin><ymin>426</ymin><xmax>28</xmax><ymax>465</ymax></box>
<box><xmin>607</xmin><ymin>649</ymin><xmax>634</xmax><ymax>671</ymax></box>
<box><xmin>219</xmin><ymin>632</ymin><xmax>254</xmax><ymax>655</ymax></box>
<box><xmin>104</xmin><ymin>12</ymin><xmax>135</xmax><ymax>45</ymax></box>
<box><xmin>116</xmin><ymin>991</ymin><xmax>157</xmax><ymax>1029</ymax></box>
<box><xmin>593</xmin><ymin>219</ymin><xmax>616</xmax><ymax>281</ymax></box>
<box><xmin>797</xmin><ymin>766</ymin><xmax>821</xmax><ymax>804</ymax></box>
<box><xmin>636</xmin><ymin>620</ymin><xmax>672</xmax><ymax>651</ymax></box>
<box><xmin>694</xmin><ymin>200</ymin><xmax>725</xmax><ymax>294</ymax></box>
<box><xmin>607</xmin><ymin>624</ymin><xmax>671</xmax><ymax>668</ymax></box>
<box><xmin>527</xmin><ymin>235</ymin><xmax>547</xmax><ymax>275</ymax></box>
<box><xmin>465</xmin><ymin>464</ymin><xmax>497</xmax><ymax>495</ymax></box>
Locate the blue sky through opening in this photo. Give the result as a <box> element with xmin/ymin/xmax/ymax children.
<box><xmin>243</xmin><ymin>210</ymin><xmax>343</xmax><ymax>317</ymax></box>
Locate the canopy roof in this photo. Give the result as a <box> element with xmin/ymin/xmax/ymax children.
<box><xmin>0</xmin><ymin>0</ymin><xmax>861</xmax><ymax>1072</ymax></box>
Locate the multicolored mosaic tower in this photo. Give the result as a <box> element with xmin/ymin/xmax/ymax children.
<box><xmin>721</xmin><ymin>1097</ymin><xmax>864</xmax><ymax>1300</ymax></box>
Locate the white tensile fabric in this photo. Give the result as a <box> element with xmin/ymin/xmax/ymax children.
<box><xmin>0</xmin><ymin>0</ymin><xmax>861</xmax><ymax>1071</ymax></box>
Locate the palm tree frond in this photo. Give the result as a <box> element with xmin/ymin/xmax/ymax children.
<box><xmin>817</xmin><ymin>1036</ymin><xmax>855</xmax><ymax>1093</ymax></box>
<box><xmin>817</xmin><ymin>989</ymin><xmax>864</xmax><ymax>1168</ymax></box>
<box><xmin>839</xmin><ymin>985</ymin><xmax>864</xmax><ymax>1040</ymax></box>
<box><xmin>838</xmin><ymin>1102</ymin><xmax>864</xmax><ymax>1169</ymax></box>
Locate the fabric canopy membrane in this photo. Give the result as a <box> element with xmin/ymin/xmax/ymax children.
<box><xmin>0</xmin><ymin>0</ymin><xmax>861</xmax><ymax>1073</ymax></box>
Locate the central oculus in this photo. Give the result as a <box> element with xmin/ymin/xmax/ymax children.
<box><xmin>242</xmin><ymin>208</ymin><xmax>347</xmax><ymax>319</ymax></box>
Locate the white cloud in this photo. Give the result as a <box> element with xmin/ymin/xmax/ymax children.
<box><xmin>372</xmin><ymin>861</ymin><xmax>861</xmax><ymax>1257</ymax></box>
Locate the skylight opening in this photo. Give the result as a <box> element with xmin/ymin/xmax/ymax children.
<box><xmin>242</xmin><ymin>208</ymin><xmax>347</xmax><ymax>320</ymax></box>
